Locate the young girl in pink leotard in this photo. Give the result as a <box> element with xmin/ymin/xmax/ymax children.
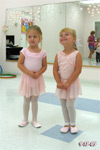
<box><xmin>18</xmin><ymin>25</ymin><xmax>47</xmax><ymax>128</ymax></box>
<box><xmin>53</xmin><ymin>28</ymin><xmax>82</xmax><ymax>134</ymax></box>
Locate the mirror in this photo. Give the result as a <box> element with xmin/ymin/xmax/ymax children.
<box><xmin>5</xmin><ymin>1</ymin><xmax>100</xmax><ymax>67</ymax></box>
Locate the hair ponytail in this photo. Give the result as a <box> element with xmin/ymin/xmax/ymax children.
<box><xmin>74</xmin><ymin>43</ymin><xmax>78</xmax><ymax>50</ymax></box>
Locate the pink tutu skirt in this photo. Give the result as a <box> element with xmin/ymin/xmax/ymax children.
<box><xmin>18</xmin><ymin>73</ymin><xmax>45</xmax><ymax>97</ymax></box>
<box><xmin>55</xmin><ymin>78</ymin><xmax>82</xmax><ymax>100</ymax></box>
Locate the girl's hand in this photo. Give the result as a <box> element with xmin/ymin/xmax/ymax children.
<box><xmin>29</xmin><ymin>72</ymin><xmax>35</xmax><ymax>78</ymax></box>
<box><xmin>57</xmin><ymin>82</ymin><xmax>64</xmax><ymax>89</ymax></box>
<box><xmin>64</xmin><ymin>82</ymin><xmax>70</xmax><ymax>90</ymax></box>
<box><xmin>33</xmin><ymin>72</ymin><xmax>41</xmax><ymax>79</ymax></box>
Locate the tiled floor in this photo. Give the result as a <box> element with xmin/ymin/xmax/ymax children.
<box><xmin>0</xmin><ymin>75</ymin><xmax>100</xmax><ymax>150</ymax></box>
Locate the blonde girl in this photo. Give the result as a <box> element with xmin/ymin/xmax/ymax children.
<box><xmin>53</xmin><ymin>28</ymin><xmax>82</xmax><ymax>134</ymax></box>
<box><xmin>18</xmin><ymin>25</ymin><xmax>47</xmax><ymax>128</ymax></box>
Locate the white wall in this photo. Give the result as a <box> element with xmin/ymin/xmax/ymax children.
<box><xmin>0</xmin><ymin>0</ymin><xmax>100</xmax><ymax>82</ymax></box>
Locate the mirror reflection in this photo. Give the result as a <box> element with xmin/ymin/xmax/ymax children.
<box><xmin>5</xmin><ymin>1</ymin><xmax>100</xmax><ymax>67</ymax></box>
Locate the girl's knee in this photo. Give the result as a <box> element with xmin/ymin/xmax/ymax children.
<box><xmin>24</xmin><ymin>97</ymin><xmax>31</xmax><ymax>104</ymax></box>
<box><xmin>31</xmin><ymin>96</ymin><xmax>38</xmax><ymax>103</ymax></box>
<box><xmin>67</xmin><ymin>99</ymin><xmax>75</xmax><ymax>110</ymax></box>
<box><xmin>67</xmin><ymin>104</ymin><xmax>74</xmax><ymax>110</ymax></box>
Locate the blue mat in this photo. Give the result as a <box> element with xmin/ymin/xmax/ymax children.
<box><xmin>39</xmin><ymin>92</ymin><xmax>100</xmax><ymax>113</ymax></box>
<box><xmin>41</xmin><ymin>125</ymin><xmax>83</xmax><ymax>143</ymax></box>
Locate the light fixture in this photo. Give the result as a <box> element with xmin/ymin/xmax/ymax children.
<box><xmin>86</xmin><ymin>3</ymin><xmax>100</xmax><ymax>16</ymax></box>
<box><xmin>80</xmin><ymin>0</ymin><xmax>100</xmax><ymax>16</ymax></box>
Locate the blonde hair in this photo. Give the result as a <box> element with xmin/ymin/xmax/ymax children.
<box><xmin>26</xmin><ymin>25</ymin><xmax>42</xmax><ymax>47</ymax></box>
<box><xmin>59</xmin><ymin>28</ymin><xmax>77</xmax><ymax>50</ymax></box>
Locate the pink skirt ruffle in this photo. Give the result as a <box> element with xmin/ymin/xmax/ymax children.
<box><xmin>18</xmin><ymin>73</ymin><xmax>45</xmax><ymax>97</ymax></box>
<box><xmin>55</xmin><ymin>78</ymin><xmax>82</xmax><ymax>100</ymax></box>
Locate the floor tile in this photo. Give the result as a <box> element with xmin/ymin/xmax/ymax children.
<box><xmin>41</xmin><ymin>125</ymin><xmax>83</xmax><ymax>143</ymax></box>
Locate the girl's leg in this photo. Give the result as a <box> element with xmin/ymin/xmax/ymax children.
<box><xmin>31</xmin><ymin>96</ymin><xmax>38</xmax><ymax>122</ymax></box>
<box><xmin>31</xmin><ymin>96</ymin><xmax>41</xmax><ymax>128</ymax></box>
<box><xmin>60</xmin><ymin>99</ymin><xmax>70</xmax><ymax>125</ymax></box>
<box><xmin>66</xmin><ymin>99</ymin><xmax>76</xmax><ymax>126</ymax></box>
<box><xmin>66</xmin><ymin>99</ymin><xmax>78</xmax><ymax>133</ymax></box>
<box><xmin>60</xmin><ymin>99</ymin><xmax>70</xmax><ymax>133</ymax></box>
<box><xmin>18</xmin><ymin>96</ymin><xmax>31</xmax><ymax>127</ymax></box>
<box><xmin>23</xmin><ymin>96</ymin><xmax>31</xmax><ymax>122</ymax></box>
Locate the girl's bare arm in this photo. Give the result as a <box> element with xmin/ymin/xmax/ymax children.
<box><xmin>53</xmin><ymin>55</ymin><xmax>64</xmax><ymax>89</ymax></box>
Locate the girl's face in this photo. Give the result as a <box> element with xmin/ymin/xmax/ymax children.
<box><xmin>26</xmin><ymin>30</ymin><xmax>40</xmax><ymax>47</ymax></box>
<box><xmin>59</xmin><ymin>32</ymin><xmax>76</xmax><ymax>46</ymax></box>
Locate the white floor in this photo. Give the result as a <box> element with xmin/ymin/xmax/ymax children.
<box><xmin>0</xmin><ymin>75</ymin><xmax>100</xmax><ymax>150</ymax></box>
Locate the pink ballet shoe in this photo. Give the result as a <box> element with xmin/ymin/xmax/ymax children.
<box><xmin>18</xmin><ymin>121</ymin><xmax>29</xmax><ymax>127</ymax></box>
<box><xmin>70</xmin><ymin>126</ymin><xmax>78</xmax><ymax>134</ymax></box>
<box><xmin>31</xmin><ymin>122</ymin><xmax>41</xmax><ymax>128</ymax></box>
<box><xmin>60</xmin><ymin>126</ymin><xmax>70</xmax><ymax>133</ymax></box>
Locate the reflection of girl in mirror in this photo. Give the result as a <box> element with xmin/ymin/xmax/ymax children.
<box><xmin>17</xmin><ymin>25</ymin><xmax>47</xmax><ymax>128</ymax></box>
<box><xmin>87</xmin><ymin>31</ymin><xmax>95</xmax><ymax>60</ymax></box>
<box><xmin>53</xmin><ymin>28</ymin><xmax>82</xmax><ymax>134</ymax></box>
<box><xmin>96</xmin><ymin>38</ymin><xmax>100</xmax><ymax>63</ymax></box>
